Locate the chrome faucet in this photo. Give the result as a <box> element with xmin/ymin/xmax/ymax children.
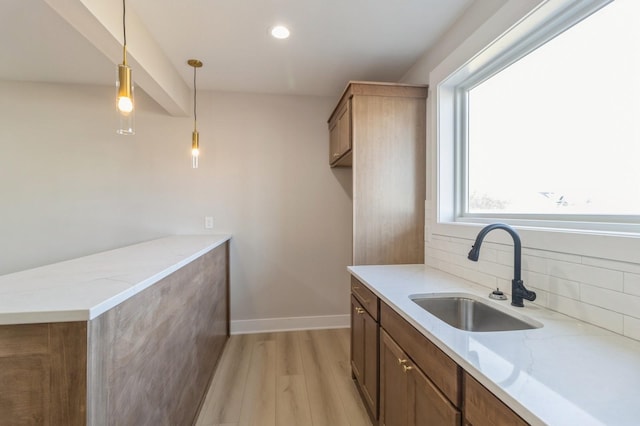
<box><xmin>467</xmin><ymin>223</ymin><xmax>536</xmax><ymax>307</ymax></box>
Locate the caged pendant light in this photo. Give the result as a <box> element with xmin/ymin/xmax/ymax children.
<box><xmin>188</xmin><ymin>59</ymin><xmax>203</xmax><ymax>168</ymax></box>
<box><xmin>116</xmin><ymin>0</ymin><xmax>134</xmax><ymax>135</ymax></box>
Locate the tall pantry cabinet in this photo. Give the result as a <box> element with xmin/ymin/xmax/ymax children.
<box><xmin>328</xmin><ymin>81</ymin><xmax>427</xmax><ymax>265</ymax></box>
<box><xmin>328</xmin><ymin>81</ymin><xmax>427</xmax><ymax>423</ymax></box>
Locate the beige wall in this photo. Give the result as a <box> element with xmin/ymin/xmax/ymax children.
<box><xmin>0</xmin><ymin>80</ymin><xmax>352</xmax><ymax>330</ymax></box>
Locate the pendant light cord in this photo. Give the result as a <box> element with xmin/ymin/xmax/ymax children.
<box><xmin>122</xmin><ymin>0</ymin><xmax>127</xmax><ymax>64</ymax></box>
<box><xmin>193</xmin><ymin>65</ymin><xmax>198</xmax><ymax>128</ymax></box>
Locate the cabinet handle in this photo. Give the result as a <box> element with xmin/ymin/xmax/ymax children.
<box><xmin>397</xmin><ymin>358</ymin><xmax>407</xmax><ymax>365</ymax></box>
<box><xmin>402</xmin><ymin>365</ymin><xmax>414</xmax><ymax>373</ymax></box>
<box><xmin>355</xmin><ymin>307</ymin><xmax>365</xmax><ymax>315</ymax></box>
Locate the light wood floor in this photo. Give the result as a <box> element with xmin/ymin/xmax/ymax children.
<box><xmin>195</xmin><ymin>328</ymin><xmax>372</xmax><ymax>426</ymax></box>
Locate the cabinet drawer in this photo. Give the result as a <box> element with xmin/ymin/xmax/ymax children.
<box><xmin>464</xmin><ymin>373</ymin><xmax>528</xmax><ymax>426</ymax></box>
<box><xmin>351</xmin><ymin>277</ymin><xmax>379</xmax><ymax>320</ymax></box>
<box><xmin>380</xmin><ymin>302</ymin><xmax>461</xmax><ymax>408</ymax></box>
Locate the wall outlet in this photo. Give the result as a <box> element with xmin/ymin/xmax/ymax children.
<box><xmin>205</xmin><ymin>216</ymin><xmax>214</xmax><ymax>229</ymax></box>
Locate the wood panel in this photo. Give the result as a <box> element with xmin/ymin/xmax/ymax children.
<box><xmin>88</xmin><ymin>242</ymin><xmax>229</xmax><ymax>425</ymax></box>
<box><xmin>352</xmin><ymin>91</ymin><xmax>426</xmax><ymax>265</ymax></box>
<box><xmin>380</xmin><ymin>303</ymin><xmax>461</xmax><ymax>408</ymax></box>
<box><xmin>464</xmin><ymin>373</ymin><xmax>528</xmax><ymax>426</ymax></box>
<box><xmin>0</xmin><ymin>322</ymin><xmax>86</xmax><ymax>426</ymax></box>
<box><xmin>49</xmin><ymin>322</ymin><xmax>87</xmax><ymax>425</ymax></box>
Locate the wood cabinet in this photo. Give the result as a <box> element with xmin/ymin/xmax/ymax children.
<box><xmin>329</xmin><ymin>98</ymin><xmax>352</xmax><ymax>166</ymax></box>
<box><xmin>350</xmin><ymin>286</ymin><xmax>530</xmax><ymax>426</ymax></box>
<box><xmin>351</xmin><ymin>276</ymin><xmax>379</xmax><ymax>422</ymax></box>
<box><xmin>328</xmin><ymin>81</ymin><xmax>427</xmax><ymax>265</ymax></box>
<box><xmin>380</xmin><ymin>304</ymin><xmax>461</xmax><ymax>426</ymax></box>
<box><xmin>464</xmin><ymin>373</ymin><xmax>528</xmax><ymax>426</ymax></box>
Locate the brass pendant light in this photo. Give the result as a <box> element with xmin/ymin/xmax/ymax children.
<box><xmin>116</xmin><ymin>0</ymin><xmax>134</xmax><ymax>135</ymax></box>
<box><xmin>188</xmin><ymin>59</ymin><xmax>203</xmax><ymax>168</ymax></box>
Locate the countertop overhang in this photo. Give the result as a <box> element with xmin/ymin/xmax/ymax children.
<box><xmin>349</xmin><ymin>264</ymin><xmax>640</xmax><ymax>426</ymax></box>
<box><xmin>0</xmin><ymin>235</ymin><xmax>231</xmax><ymax>325</ymax></box>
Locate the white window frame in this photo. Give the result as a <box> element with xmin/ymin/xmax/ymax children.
<box><xmin>429</xmin><ymin>0</ymin><xmax>640</xmax><ymax>262</ymax></box>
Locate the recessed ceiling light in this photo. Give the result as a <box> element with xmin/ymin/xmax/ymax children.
<box><xmin>270</xmin><ymin>25</ymin><xmax>290</xmax><ymax>39</ymax></box>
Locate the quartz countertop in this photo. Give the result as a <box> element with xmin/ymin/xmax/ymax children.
<box><xmin>0</xmin><ymin>235</ymin><xmax>231</xmax><ymax>325</ymax></box>
<box><xmin>349</xmin><ymin>264</ymin><xmax>640</xmax><ymax>426</ymax></box>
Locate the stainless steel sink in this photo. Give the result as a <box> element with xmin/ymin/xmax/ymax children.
<box><xmin>410</xmin><ymin>293</ymin><xmax>542</xmax><ymax>332</ymax></box>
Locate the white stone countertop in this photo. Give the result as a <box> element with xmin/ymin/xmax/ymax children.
<box><xmin>349</xmin><ymin>264</ymin><xmax>640</xmax><ymax>426</ymax></box>
<box><xmin>0</xmin><ymin>235</ymin><xmax>231</xmax><ymax>325</ymax></box>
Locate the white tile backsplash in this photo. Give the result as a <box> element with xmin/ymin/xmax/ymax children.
<box><xmin>426</xmin><ymin>234</ymin><xmax>640</xmax><ymax>342</ymax></box>
<box><xmin>623</xmin><ymin>316</ymin><xmax>640</xmax><ymax>341</ymax></box>
<box><xmin>623</xmin><ymin>273</ymin><xmax>640</xmax><ymax>296</ymax></box>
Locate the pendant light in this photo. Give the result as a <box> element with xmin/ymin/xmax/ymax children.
<box><xmin>188</xmin><ymin>59</ymin><xmax>203</xmax><ymax>168</ymax></box>
<box><xmin>116</xmin><ymin>0</ymin><xmax>134</xmax><ymax>135</ymax></box>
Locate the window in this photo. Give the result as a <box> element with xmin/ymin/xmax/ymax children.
<box><xmin>446</xmin><ymin>0</ymin><xmax>640</xmax><ymax>232</ymax></box>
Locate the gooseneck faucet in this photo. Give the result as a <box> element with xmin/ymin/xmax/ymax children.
<box><xmin>467</xmin><ymin>223</ymin><xmax>536</xmax><ymax>307</ymax></box>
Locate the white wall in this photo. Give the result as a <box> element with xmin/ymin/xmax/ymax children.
<box><xmin>0</xmin><ymin>80</ymin><xmax>353</xmax><ymax>331</ymax></box>
<box><xmin>401</xmin><ymin>0</ymin><xmax>640</xmax><ymax>342</ymax></box>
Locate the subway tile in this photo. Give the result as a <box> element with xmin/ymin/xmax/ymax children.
<box><xmin>462</xmin><ymin>268</ymin><xmax>497</xmax><ymax>289</ymax></box>
<box><xmin>522</xmin><ymin>248</ymin><xmax>582</xmax><ymax>264</ymax></box>
<box><xmin>581</xmin><ymin>284</ymin><xmax>640</xmax><ymax>319</ymax></box>
<box><xmin>451</xmin><ymin>252</ymin><xmax>478</xmax><ymax>269</ymax></box>
<box><xmin>496</xmin><ymin>277</ymin><xmax>510</xmax><ymax>294</ymax></box>
<box><xmin>435</xmin><ymin>260</ymin><xmax>466</xmax><ymax>280</ymax></box>
<box><xmin>582</xmin><ymin>257</ymin><xmax>640</xmax><ymax>275</ymax></box>
<box><xmin>495</xmin><ymin>250</ymin><xmax>513</xmax><ymax>267</ymax></box>
<box><xmin>425</xmin><ymin>255</ymin><xmax>439</xmax><ymax>269</ymax></box>
<box><xmin>522</xmin><ymin>270</ymin><xmax>550</xmax><ymax>292</ymax></box>
<box><xmin>521</xmin><ymin>255</ymin><xmax>549</xmax><ymax>275</ymax></box>
<box><xmin>548</xmin><ymin>260</ymin><xmax>623</xmax><ymax>292</ymax></box>
<box><xmin>449</xmin><ymin>240</ymin><xmax>478</xmax><ymax>257</ymax></box>
<box><xmin>428</xmin><ymin>248</ymin><xmax>452</xmax><ymax>263</ymax></box>
<box><xmin>623</xmin><ymin>316</ymin><xmax>640</xmax><ymax>341</ymax></box>
<box><xmin>548</xmin><ymin>276</ymin><xmax>580</xmax><ymax>300</ymax></box>
<box><xmin>547</xmin><ymin>293</ymin><xmax>623</xmax><ymax>334</ymax></box>
<box><xmin>529</xmin><ymin>288</ymin><xmax>549</xmax><ymax>308</ymax></box>
<box><xmin>478</xmin><ymin>260</ymin><xmax>513</xmax><ymax>281</ymax></box>
<box><xmin>624</xmin><ymin>273</ymin><xmax>640</xmax><ymax>297</ymax></box>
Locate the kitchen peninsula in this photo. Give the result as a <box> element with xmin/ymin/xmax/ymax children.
<box><xmin>0</xmin><ymin>235</ymin><xmax>230</xmax><ymax>425</ymax></box>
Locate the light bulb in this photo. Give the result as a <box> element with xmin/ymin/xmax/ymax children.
<box><xmin>117</xmin><ymin>96</ymin><xmax>133</xmax><ymax>113</ymax></box>
<box><xmin>192</xmin><ymin>150</ymin><xmax>199</xmax><ymax>169</ymax></box>
<box><xmin>192</xmin><ymin>130</ymin><xmax>199</xmax><ymax>169</ymax></box>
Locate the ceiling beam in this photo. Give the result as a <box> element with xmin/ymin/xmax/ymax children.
<box><xmin>44</xmin><ymin>0</ymin><xmax>190</xmax><ymax>117</ymax></box>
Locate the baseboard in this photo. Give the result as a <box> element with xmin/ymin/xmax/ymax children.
<box><xmin>230</xmin><ymin>314</ymin><xmax>350</xmax><ymax>335</ymax></box>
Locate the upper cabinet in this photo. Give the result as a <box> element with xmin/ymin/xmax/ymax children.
<box><xmin>328</xmin><ymin>81</ymin><xmax>428</xmax><ymax>265</ymax></box>
<box><xmin>329</xmin><ymin>98</ymin><xmax>352</xmax><ymax>166</ymax></box>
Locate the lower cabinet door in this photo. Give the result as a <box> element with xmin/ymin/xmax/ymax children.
<box><xmin>381</xmin><ymin>330</ymin><xmax>461</xmax><ymax>426</ymax></box>
<box><xmin>351</xmin><ymin>296</ymin><xmax>378</xmax><ymax>418</ymax></box>
<box><xmin>408</xmin><ymin>360</ymin><xmax>461</xmax><ymax>426</ymax></box>
<box><xmin>351</xmin><ymin>296</ymin><xmax>365</xmax><ymax>382</ymax></box>
<box><xmin>380</xmin><ymin>330</ymin><xmax>408</xmax><ymax>426</ymax></box>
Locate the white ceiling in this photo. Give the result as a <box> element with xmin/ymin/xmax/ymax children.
<box><xmin>1</xmin><ymin>0</ymin><xmax>471</xmax><ymax>104</ymax></box>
